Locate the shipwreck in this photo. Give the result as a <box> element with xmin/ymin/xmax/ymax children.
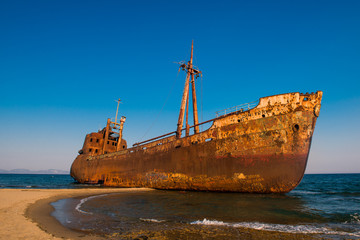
<box><xmin>70</xmin><ymin>42</ymin><xmax>323</xmax><ymax>193</ymax></box>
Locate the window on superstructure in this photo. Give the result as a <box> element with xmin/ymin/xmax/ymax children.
<box><xmin>96</xmin><ymin>139</ymin><xmax>99</xmax><ymax>143</ymax></box>
<box><xmin>95</xmin><ymin>149</ymin><xmax>98</xmax><ymax>153</ymax></box>
<box><xmin>89</xmin><ymin>148</ymin><xmax>92</xmax><ymax>152</ymax></box>
<box><xmin>90</xmin><ymin>138</ymin><xmax>93</xmax><ymax>142</ymax></box>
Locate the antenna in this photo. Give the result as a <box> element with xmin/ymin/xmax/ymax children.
<box><xmin>114</xmin><ymin>98</ymin><xmax>122</xmax><ymax>124</ymax></box>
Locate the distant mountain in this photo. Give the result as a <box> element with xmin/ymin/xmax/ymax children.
<box><xmin>0</xmin><ymin>169</ymin><xmax>69</xmax><ymax>174</ymax></box>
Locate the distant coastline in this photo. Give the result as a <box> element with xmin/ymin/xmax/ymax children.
<box><xmin>0</xmin><ymin>169</ymin><xmax>69</xmax><ymax>175</ymax></box>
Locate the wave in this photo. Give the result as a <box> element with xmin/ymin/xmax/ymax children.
<box><xmin>1</xmin><ymin>185</ymin><xmax>38</xmax><ymax>188</ymax></box>
<box><xmin>290</xmin><ymin>190</ymin><xmax>360</xmax><ymax>197</ymax></box>
<box><xmin>190</xmin><ymin>218</ymin><xmax>360</xmax><ymax>238</ymax></box>
<box><xmin>140</xmin><ymin>218</ymin><xmax>166</xmax><ymax>223</ymax></box>
<box><xmin>290</xmin><ymin>190</ymin><xmax>320</xmax><ymax>195</ymax></box>
<box><xmin>75</xmin><ymin>194</ymin><xmax>109</xmax><ymax>215</ymax></box>
<box><xmin>345</xmin><ymin>213</ymin><xmax>360</xmax><ymax>224</ymax></box>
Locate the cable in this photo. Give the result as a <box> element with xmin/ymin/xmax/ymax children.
<box><xmin>139</xmin><ymin>71</ymin><xmax>180</xmax><ymax>141</ymax></box>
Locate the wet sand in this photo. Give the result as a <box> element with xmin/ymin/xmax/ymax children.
<box><xmin>0</xmin><ymin>188</ymin><xmax>152</xmax><ymax>239</ymax></box>
<box><xmin>0</xmin><ymin>188</ymin><xmax>320</xmax><ymax>239</ymax></box>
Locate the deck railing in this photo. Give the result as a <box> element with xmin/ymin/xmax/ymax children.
<box><xmin>215</xmin><ymin>100</ymin><xmax>259</xmax><ymax>117</ymax></box>
<box><xmin>132</xmin><ymin>118</ymin><xmax>216</xmax><ymax>147</ymax></box>
<box><xmin>132</xmin><ymin>100</ymin><xmax>259</xmax><ymax>147</ymax></box>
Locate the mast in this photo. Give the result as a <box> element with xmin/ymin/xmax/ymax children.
<box><xmin>176</xmin><ymin>41</ymin><xmax>202</xmax><ymax>138</ymax></box>
<box><xmin>176</xmin><ymin>71</ymin><xmax>190</xmax><ymax>138</ymax></box>
<box><xmin>191</xmin><ymin>73</ymin><xmax>199</xmax><ymax>133</ymax></box>
<box><xmin>185</xmin><ymin>87</ymin><xmax>190</xmax><ymax>136</ymax></box>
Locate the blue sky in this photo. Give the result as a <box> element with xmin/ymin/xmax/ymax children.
<box><xmin>0</xmin><ymin>0</ymin><xmax>359</xmax><ymax>173</ymax></box>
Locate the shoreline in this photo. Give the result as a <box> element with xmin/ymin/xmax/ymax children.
<box><xmin>0</xmin><ymin>188</ymin><xmax>152</xmax><ymax>239</ymax></box>
<box><xmin>0</xmin><ymin>188</ymin><xmax>320</xmax><ymax>239</ymax></box>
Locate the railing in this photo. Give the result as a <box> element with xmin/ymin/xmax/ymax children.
<box><xmin>215</xmin><ymin>100</ymin><xmax>259</xmax><ymax>117</ymax></box>
<box><xmin>132</xmin><ymin>101</ymin><xmax>259</xmax><ymax>147</ymax></box>
<box><xmin>132</xmin><ymin>118</ymin><xmax>216</xmax><ymax>147</ymax></box>
<box><xmin>133</xmin><ymin>131</ymin><xmax>176</xmax><ymax>147</ymax></box>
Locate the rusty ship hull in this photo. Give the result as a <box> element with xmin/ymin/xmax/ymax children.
<box><xmin>71</xmin><ymin>91</ymin><xmax>322</xmax><ymax>193</ymax></box>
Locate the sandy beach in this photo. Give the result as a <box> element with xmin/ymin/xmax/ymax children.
<box><xmin>0</xmin><ymin>188</ymin><xmax>152</xmax><ymax>240</ymax></box>
<box><xmin>0</xmin><ymin>188</ymin><xmax>321</xmax><ymax>240</ymax></box>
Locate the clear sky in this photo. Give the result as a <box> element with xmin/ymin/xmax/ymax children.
<box><xmin>0</xmin><ymin>0</ymin><xmax>359</xmax><ymax>173</ymax></box>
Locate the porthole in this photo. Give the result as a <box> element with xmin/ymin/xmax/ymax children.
<box><xmin>293</xmin><ymin>124</ymin><xmax>300</xmax><ymax>132</ymax></box>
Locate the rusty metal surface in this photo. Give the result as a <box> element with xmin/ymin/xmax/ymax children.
<box><xmin>71</xmin><ymin>91</ymin><xmax>322</xmax><ymax>193</ymax></box>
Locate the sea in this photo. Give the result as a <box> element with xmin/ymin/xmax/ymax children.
<box><xmin>1</xmin><ymin>173</ymin><xmax>359</xmax><ymax>239</ymax></box>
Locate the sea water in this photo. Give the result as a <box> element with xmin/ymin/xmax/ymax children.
<box><xmin>1</xmin><ymin>174</ymin><xmax>359</xmax><ymax>238</ymax></box>
<box><xmin>0</xmin><ymin>174</ymin><xmax>75</xmax><ymax>189</ymax></box>
<box><xmin>47</xmin><ymin>174</ymin><xmax>360</xmax><ymax>239</ymax></box>
<box><xmin>0</xmin><ymin>173</ymin><xmax>101</xmax><ymax>189</ymax></box>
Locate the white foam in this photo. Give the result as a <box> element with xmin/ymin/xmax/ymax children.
<box><xmin>191</xmin><ymin>219</ymin><xmax>226</xmax><ymax>226</ymax></box>
<box><xmin>350</xmin><ymin>213</ymin><xmax>360</xmax><ymax>224</ymax></box>
<box><xmin>191</xmin><ymin>218</ymin><xmax>360</xmax><ymax>238</ymax></box>
<box><xmin>289</xmin><ymin>190</ymin><xmax>319</xmax><ymax>195</ymax></box>
<box><xmin>140</xmin><ymin>218</ymin><xmax>165</xmax><ymax>223</ymax></box>
<box><xmin>75</xmin><ymin>194</ymin><xmax>108</xmax><ymax>215</ymax></box>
